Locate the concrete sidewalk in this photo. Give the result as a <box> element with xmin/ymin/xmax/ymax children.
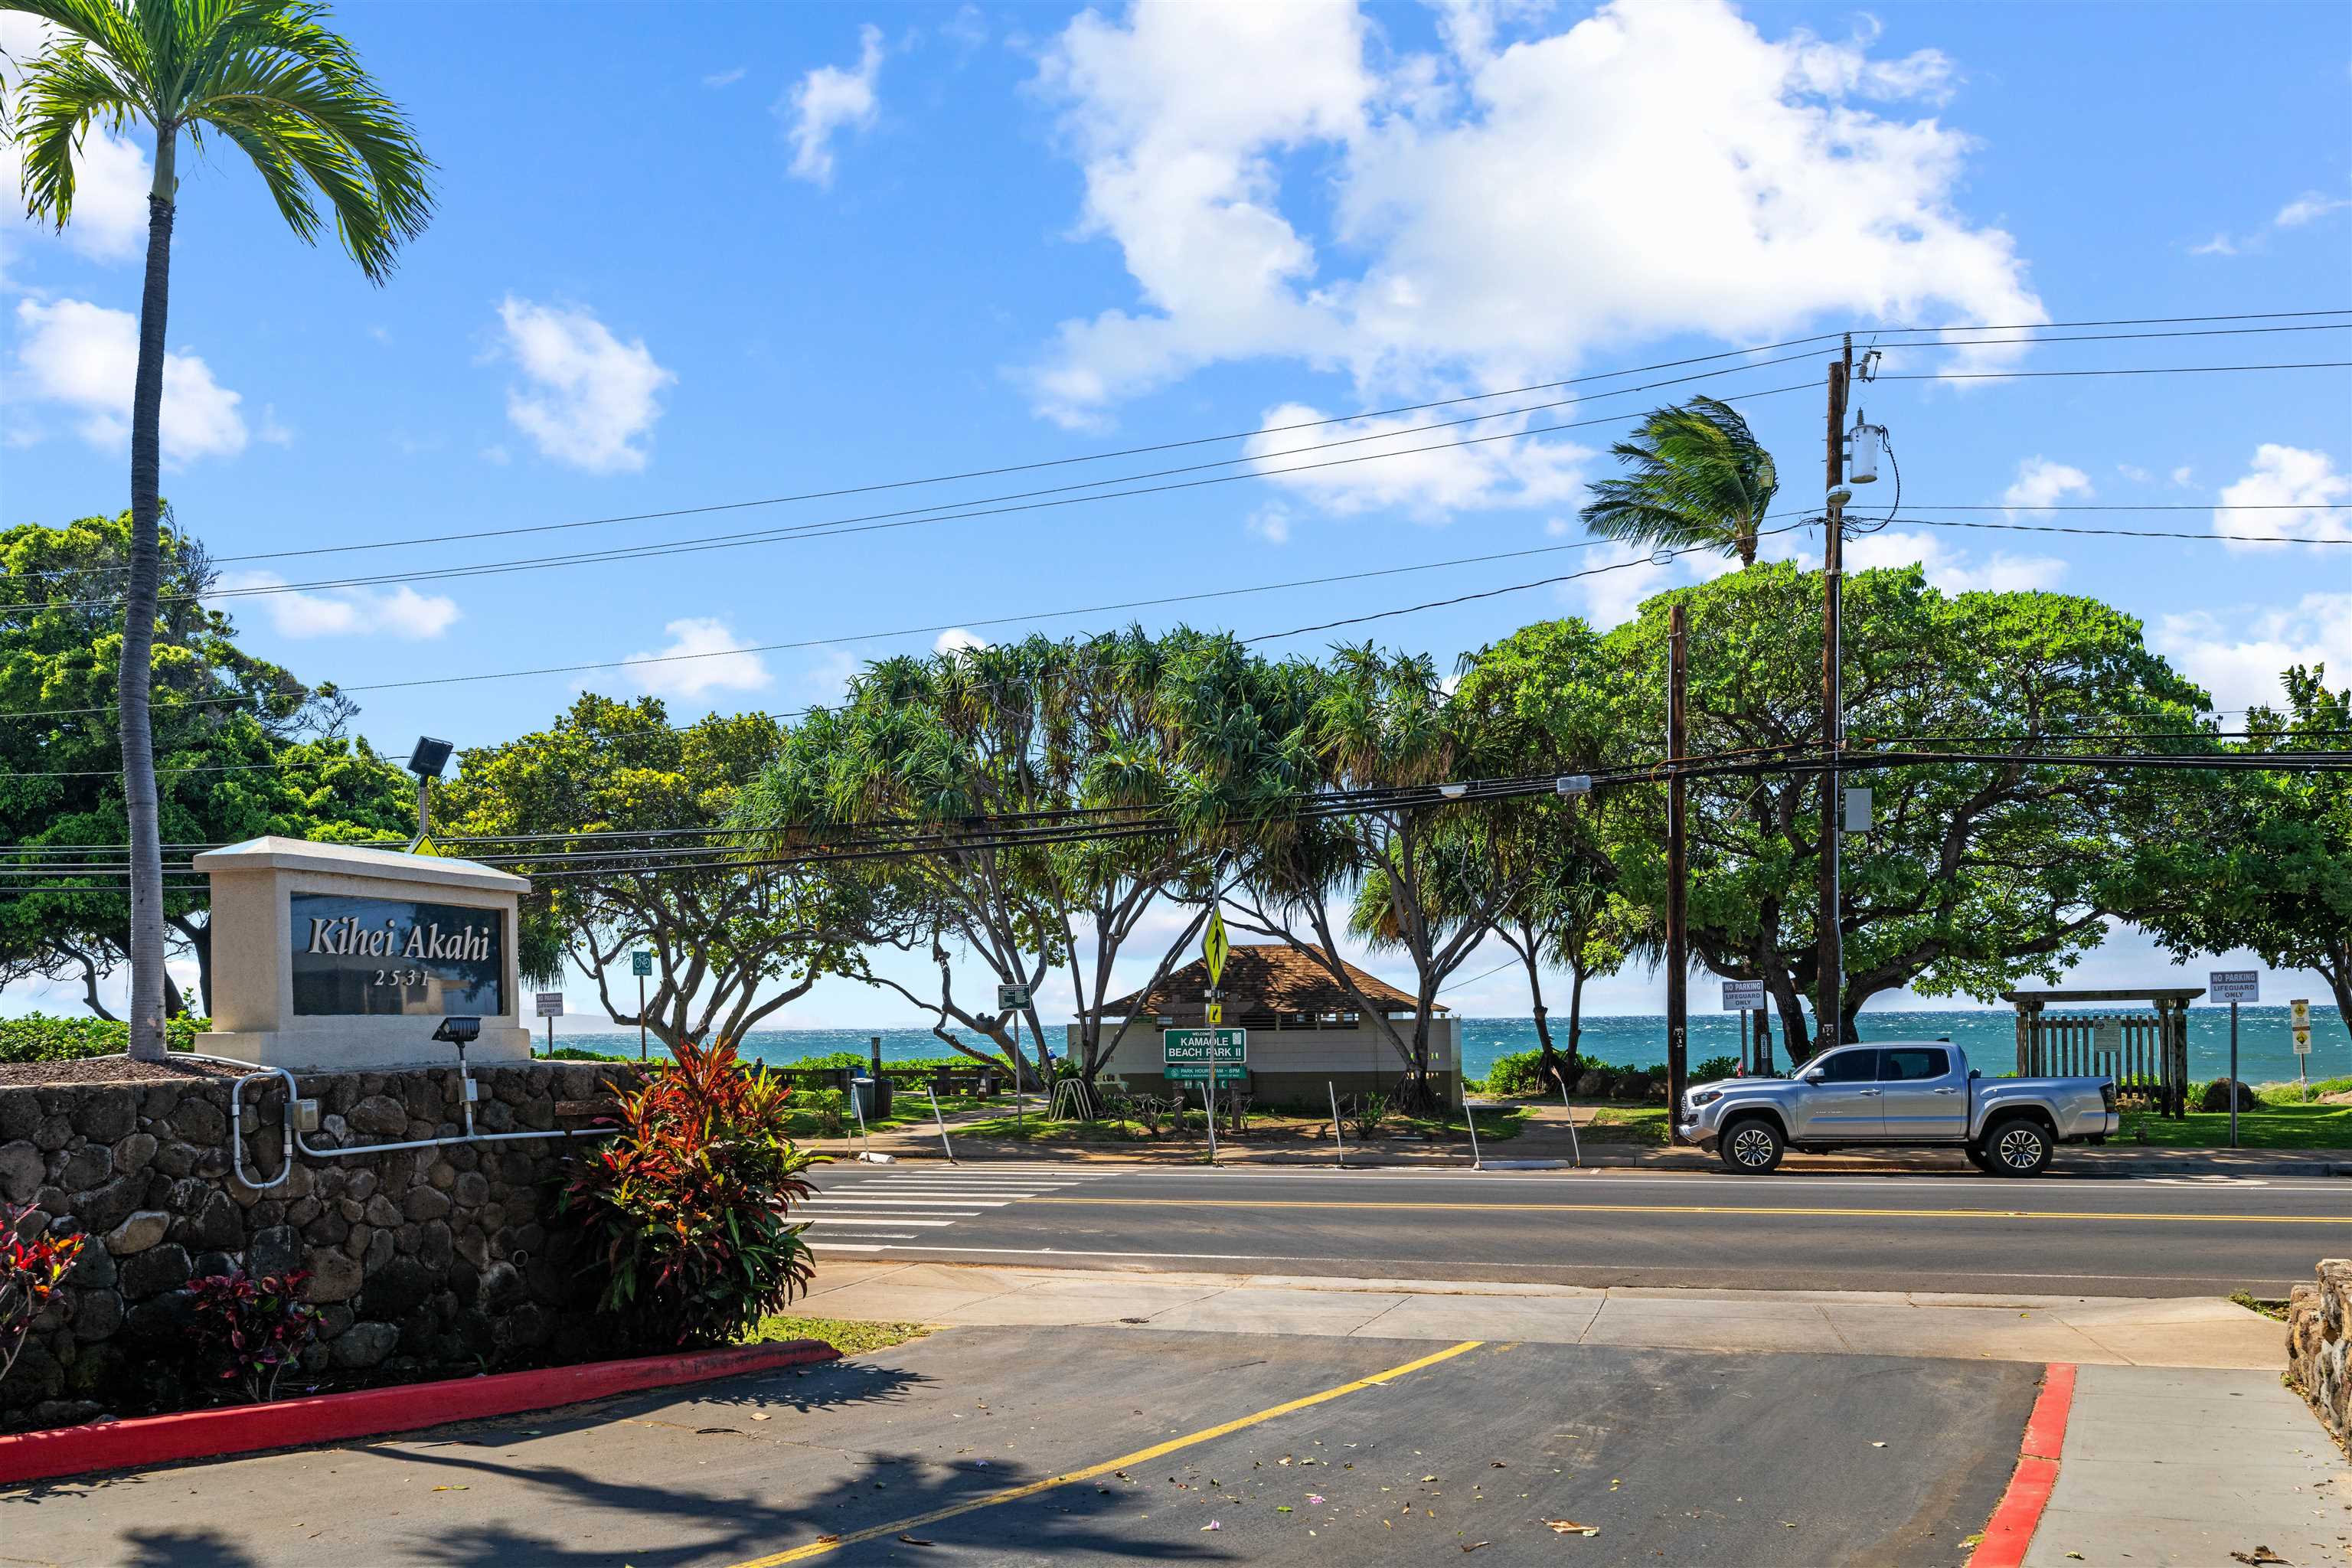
<box><xmin>799</xmin><ymin>1259</ymin><xmax>2288</xmax><ymax>1370</ymax></box>
<box><xmin>2022</xmin><ymin>1364</ymin><xmax>2352</xmax><ymax>1566</ymax></box>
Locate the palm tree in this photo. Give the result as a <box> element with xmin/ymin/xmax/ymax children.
<box><xmin>1579</xmin><ymin>395</ymin><xmax>1779</xmax><ymax>568</ymax></box>
<box><xmin>7</xmin><ymin>0</ymin><xmax>432</xmax><ymax>1058</ymax></box>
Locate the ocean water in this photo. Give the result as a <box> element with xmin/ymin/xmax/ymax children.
<box><xmin>603</xmin><ymin>1005</ymin><xmax>2348</xmax><ymax>1088</ymax></box>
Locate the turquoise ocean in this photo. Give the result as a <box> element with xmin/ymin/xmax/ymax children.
<box><xmin>594</xmin><ymin>1006</ymin><xmax>2348</xmax><ymax>1088</ymax></box>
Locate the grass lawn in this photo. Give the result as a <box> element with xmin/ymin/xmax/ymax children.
<box><xmin>1580</xmin><ymin>1103</ymin><xmax>1670</xmax><ymax>1145</ymax></box>
<box><xmin>2118</xmin><ymin>1096</ymin><xmax>2352</xmax><ymax>1149</ymax></box>
<box><xmin>745</xmin><ymin>1314</ymin><xmax>930</xmax><ymax>1356</ymax></box>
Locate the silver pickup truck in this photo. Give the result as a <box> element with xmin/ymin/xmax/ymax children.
<box><xmin>1676</xmin><ymin>1040</ymin><xmax>2119</xmax><ymax>1176</ymax></box>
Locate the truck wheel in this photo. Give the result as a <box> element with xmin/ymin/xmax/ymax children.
<box><xmin>1719</xmin><ymin>1117</ymin><xmax>1784</xmax><ymax>1174</ymax></box>
<box><xmin>1984</xmin><ymin>1116</ymin><xmax>2053</xmax><ymax>1178</ymax></box>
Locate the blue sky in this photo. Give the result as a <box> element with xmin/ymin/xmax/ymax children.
<box><xmin>2</xmin><ymin>0</ymin><xmax>2347</xmax><ymax>1031</ymax></box>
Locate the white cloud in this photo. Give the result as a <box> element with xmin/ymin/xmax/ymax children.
<box><xmin>2001</xmin><ymin>456</ymin><xmax>2092</xmax><ymax>512</ymax></box>
<box><xmin>942</xmin><ymin>5</ymin><xmax>988</xmax><ymax>49</ymax></box>
<box><xmin>1246</xmin><ymin>502</ymin><xmax>1292</xmax><ymax>544</ymax></box>
<box><xmin>2115</xmin><ymin>463</ymin><xmax>2151</xmax><ymax>483</ymax></box>
<box><xmin>623</xmin><ymin>618</ymin><xmax>774</xmax><ymax>699</ymax></box>
<box><xmin>1024</xmin><ymin>0</ymin><xmax>2043</xmax><ymax>428</ymax></box>
<box><xmin>2212</xmin><ymin>444</ymin><xmax>2350</xmax><ymax>549</ymax></box>
<box><xmin>933</xmin><ymin>627</ymin><xmax>989</xmax><ymax>655</ymax></box>
<box><xmin>213</xmin><ymin>573</ymin><xmax>460</xmax><ymax>640</ymax></box>
<box><xmin>2170</xmin><ymin>466</ymin><xmax>2195</xmax><ymax>488</ymax></box>
<box><xmin>703</xmin><ymin>66</ymin><xmax>748</xmax><ymax>88</ymax></box>
<box><xmin>2275</xmin><ymin>191</ymin><xmax>2350</xmax><ymax>227</ymax></box>
<box><xmin>1570</xmin><ymin>538</ymin><xmax>1676</xmax><ymax>631</ymax></box>
<box><xmin>1244</xmin><ymin>403</ymin><xmax>1588</xmax><ymax>518</ymax></box>
<box><xmin>0</xmin><ymin>16</ymin><xmax>154</xmax><ymax>273</ymax></box>
<box><xmin>2154</xmin><ymin>595</ymin><xmax>2352</xmax><ymax>712</ymax></box>
<box><xmin>1844</xmin><ymin>530</ymin><xmax>2066</xmax><ymax>593</ymax></box>
<box><xmin>782</xmin><ymin>25</ymin><xmax>884</xmax><ymax>187</ymax></box>
<box><xmin>2189</xmin><ymin>232</ymin><xmax>2238</xmax><ymax>257</ymax></box>
<box><xmin>495</xmin><ymin>296</ymin><xmax>675</xmax><ymax>474</ymax></box>
<box><xmin>11</xmin><ymin>297</ymin><xmax>247</xmax><ymax>462</ymax></box>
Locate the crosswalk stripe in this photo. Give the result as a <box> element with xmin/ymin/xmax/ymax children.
<box><xmin>799</xmin><ymin>1217</ymin><xmax>961</xmax><ymax>1227</ymax></box>
<box><xmin>799</xmin><ymin>1197</ymin><xmax>1001</xmax><ymax>1207</ymax></box>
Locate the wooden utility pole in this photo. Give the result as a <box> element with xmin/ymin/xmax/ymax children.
<box><xmin>1664</xmin><ymin>599</ymin><xmax>1690</xmax><ymax>1135</ymax></box>
<box><xmin>1815</xmin><ymin>335</ymin><xmax>1852</xmax><ymax>1054</ymax></box>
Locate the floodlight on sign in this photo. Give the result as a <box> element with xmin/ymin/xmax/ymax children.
<box><xmin>407</xmin><ymin>737</ymin><xmax>454</xmax><ymax>779</ymax></box>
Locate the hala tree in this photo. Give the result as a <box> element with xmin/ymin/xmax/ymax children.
<box><xmin>1225</xmin><ymin>643</ymin><xmax>1537</xmax><ymax>1112</ymax></box>
<box><xmin>5</xmin><ymin>0</ymin><xmax>433</xmax><ymax>1059</ymax></box>
<box><xmin>1442</xmin><ymin>618</ymin><xmax>1631</xmax><ymax>1088</ymax></box>
<box><xmin>1599</xmin><ymin>564</ymin><xmax>2209</xmax><ymax>1054</ymax></box>
<box><xmin>739</xmin><ymin>629</ymin><xmax>1285</xmax><ymax>1088</ymax></box>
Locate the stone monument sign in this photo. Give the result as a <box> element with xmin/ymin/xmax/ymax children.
<box><xmin>192</xmin><ymin>836</ymin><xmax>533</xmax><ymax>1070</ymax></box>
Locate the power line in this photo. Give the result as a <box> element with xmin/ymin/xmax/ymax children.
<box><xmin>23</xmin><ymin>312</ymin><xmax>2340</xmax><ymax>582</ymax></box>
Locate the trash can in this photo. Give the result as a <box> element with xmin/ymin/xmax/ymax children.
<box><xmin>849</xmin><ymin>1076</ymin><xmax>878</xmax><ymax>1122</ymax></box>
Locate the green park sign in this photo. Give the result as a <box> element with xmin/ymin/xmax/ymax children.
<box><xmin>1165</xmin><ymin>1026</ymin><xmax>1247</xmax><ymax>1083</ymax></box>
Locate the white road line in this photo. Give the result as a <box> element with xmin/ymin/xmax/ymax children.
<box><xmin>809</xmin><ymin>1243</ymin><xmax>888</xmax><ymax>1253</ymax></box>
<box><xmin>799</xmin><ymin>1217</ymin><xmax>962</xmax><ymax>1227</ymax></box>
<box><xmin>812</xmin><ymin>1241</ymin><xmax>2311</xmax><ymax>1286</ymax></box>
<box><xmin>799</xmin><ymin>1204</ymin><xmax>1001</xmax><ymax>1213</ymax></box>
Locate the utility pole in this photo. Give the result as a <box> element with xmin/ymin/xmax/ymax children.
<box><xmin>1816</xmin><ymin>335</ymin><xmax>1852</xmax><ymax>1054</ymax></box>
<box><xmin>1664</xmin><ymin>600</ymin><xmax>1690</xmax><ymax>1135</ymax></box>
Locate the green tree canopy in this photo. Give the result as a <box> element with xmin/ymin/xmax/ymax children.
<box><xmin>739</xmin><ymin>628</ymin><xmax>1293</xmax><ymax>1085</ymax></box>
<box><xmin>1598</xmin><ymin>563</ymin><xmax>2211</xmax><ymax>1052</ymax></box>
<box><xmin>437</xmin><ymin>694</ymin><xmax>886</xmax><ymax>1052</ymax></box>
<box><xmin>0</xmin><ymin>511</ymin><xmax>407</xmax><ymax>1015</ymax></box>
<box><xmin>2140</xmin><ymin>665</ymin><xmax>2352</xmax><ymax>1037</ymax></box>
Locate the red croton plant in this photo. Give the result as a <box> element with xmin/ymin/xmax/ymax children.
<box><xmin>2</xmin><ymin>1203</ymin><xmax>87</xmax><ymax>1390</ymax></box>
<box><xmin>186</xmin><ymin>1267</ymin><xmax>323</xmax><ymax>1402</ymax></box>
<box><xmin>560</xmin><ymin>1033</ymin><xmax>820</xmax><ymax>1348</ymax></box>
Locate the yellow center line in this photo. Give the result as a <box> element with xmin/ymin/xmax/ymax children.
<box><xmin>722</xmin><ymin>1338</ymin><xmax>1485</xmax><ymax>1566</ymax></box>
<box><xmin>1015</xmin><ymin>1196</ymin><xmax>2352</xmax><ymax>1225</ymax></box>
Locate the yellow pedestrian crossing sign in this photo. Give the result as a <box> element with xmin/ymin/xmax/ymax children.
<box><xmin>1204</xmin><ymin>910</ymin><xmax>1230</xmax><ymax>988</ymax></box>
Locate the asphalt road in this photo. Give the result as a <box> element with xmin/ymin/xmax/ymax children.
<box><xmin>2</xmin><ymin>1327</ymin><xmax>2037</xmax><ymax>1568</ymax></box>
<box><xmin>799</xmin><ymin>1163</ymin><xmax>2352</xmax><ymax>1297</ymax></box>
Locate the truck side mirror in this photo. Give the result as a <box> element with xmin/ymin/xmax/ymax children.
<box><xmin>1969</xmin><ymin>1069</ymin><xmax>1982</xmax><ymax>1081</ymax></box>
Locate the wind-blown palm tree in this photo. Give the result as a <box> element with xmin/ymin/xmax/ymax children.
<box><xmin>6</xmin><ymin>0</ymin><xmax>432</xmax><ymax>1058</ymax></box>
<box><xmin>1579</xmin><ymin>395</ymin><xmax>1779</xmax><ymax>568</ymax></box>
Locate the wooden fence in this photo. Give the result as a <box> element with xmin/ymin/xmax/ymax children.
<box><xmin>2015</xmin><ymin>1008</ymin><xmax>2187</xmax><ymax>1117</ymax></box>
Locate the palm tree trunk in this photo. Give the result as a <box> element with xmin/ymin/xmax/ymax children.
<box><xmin>122</xmin><ymin>129</ymin><xmax>177</xmax><ymax>1063</ymax></box>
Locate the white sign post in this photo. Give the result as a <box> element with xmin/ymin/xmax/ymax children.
<box><xmin>997</xmin><ymin>982</ymin><xmax>1034</xmax><ymax>1121</ymax></box>
<box><xmin>2211</xmin><ymin>971</ymin><xmax>2258</xmax><ymax>1145</ymax></box>
<box><xmin>2292</xmin><ymin>998</ymin><xmax>2313</xmax><ymax>1102</ymax></box>
<box><xmin>534</xmin><ymin>991</ymin><xmax>564</xmax><ymax>1057</ymax></box>
<box><xmin>1721</xmin><ymin>980</ymin><xmax>1766</xmax><ymax>1075</ymax></box>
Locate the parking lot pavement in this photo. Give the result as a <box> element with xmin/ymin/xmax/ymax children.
<box><xmin>2</xmin><ymin>1327</ymin><xmax>2034</xmax><ymax>1568</ymax></box>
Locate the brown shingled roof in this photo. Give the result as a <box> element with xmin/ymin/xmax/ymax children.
<box><xmin>1096</xmin><ymin>944</ymin><xmax>1437</xmax><ymax>1021</ymax></box>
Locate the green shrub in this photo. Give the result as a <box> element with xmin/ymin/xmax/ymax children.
<box><xmin>0</xmin><ymin>1014</ymin><xmax>209</xmax><ymax>1063</ymax></box>
<box><xmin>544</xmin><ymin>1044</ymin><xmax>636</xmax><ymax>1063</ymax></box>
<box><xmin>1695</xmin><ymin>1056</ymin><xmax>1740</xmax><ymax>1083</ymax></box>
<box><xmin>1480</xmin><ymin>1050</ymin><xmax>1557</xmax><ymax>1098</ymax></box>
<box><xmin>556</xmin><ymin>1035</ymin><xmax>820</xmax><ymax>1349</ymax></box>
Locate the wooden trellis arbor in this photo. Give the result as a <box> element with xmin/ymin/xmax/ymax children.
<box><xmin>2001</xmin><ymin>987</ymin><xmax>2200</xmax><ymax>1119</ymax></box>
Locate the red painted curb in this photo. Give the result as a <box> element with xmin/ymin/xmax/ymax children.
<box><xmin>1968</xmin><ymin>1361</ymin><xmax>2079</xmax><ymax>1568</ymax></box>
<box><xmin>0</xmin><ymin>1338</ymin><xmax>841</xmax><ymax>1487</ymax></box>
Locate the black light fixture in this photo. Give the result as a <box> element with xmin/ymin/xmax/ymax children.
<box><xmin>407</xmin><ymin>736</ymin><xmax>454</xmax><ymax>848</ymax></box>
<box><xmin>407</xmin><ymin>737</ymin><xmax>453</xmax><ymax>779</ymax></box>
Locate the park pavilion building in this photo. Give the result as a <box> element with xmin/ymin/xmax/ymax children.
<box><xmin>1070</xmin><ymin>943</ymin><xmax>1462</xmax><ymax>1106</ymax></box>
